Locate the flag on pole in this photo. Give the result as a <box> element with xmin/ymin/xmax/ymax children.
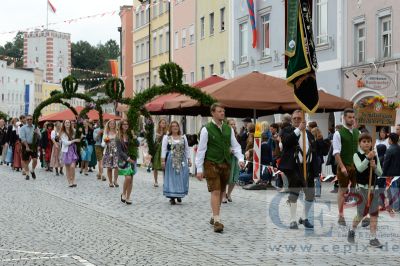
<box><xmin>246</xmin><ymin>0</ymin><xmax>257</xmax><ymax>48</ymax></box>
<box><xmin>109</xmin><ymin>60</ymin><xmax>119</xmax><ymax>77</ymax></box>
<box><xmin>286</xmin><ymin>0</ymin><xmax>319</xmax><ymax>113</ymax></box>
<box><xmin>48</xmin><ymin>0</ymin><xmax>56</xmax><ymax>13</ymax></box>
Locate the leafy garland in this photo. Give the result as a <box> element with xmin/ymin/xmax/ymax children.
<box><xmin>127</xmin><ymin>62</ymin><xmax>216</xmax><ymax>159</ymax></box>
<box><xmin>355</xmin><ymin>95</ymin><xmax>400</xmax><ymax>110</ymax></box>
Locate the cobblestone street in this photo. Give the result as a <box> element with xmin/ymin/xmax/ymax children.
<box><xmin>1</xmin><ymin>164</ymin><xmax>399</xmax><ymax>265</ymax></box>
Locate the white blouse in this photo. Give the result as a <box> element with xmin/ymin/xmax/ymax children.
<box><xmin>161</xmin><ymin>135</ymin><xmax>190</xmax><ymax>160</ymax></box>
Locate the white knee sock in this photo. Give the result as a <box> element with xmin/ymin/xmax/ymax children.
<box><xmin>289</xmin><ymin>202</ymin><xmax>297</xmax><ymax>222</ymax></box>
<box><xmin>304</xmin><ymin>200</ymin><xmax>313</xmax><ymax>221</ymax></box>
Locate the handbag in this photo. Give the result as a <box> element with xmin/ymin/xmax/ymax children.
<box><xmin>118</xmin><ymin>160</ymin><xmax>129</xmax><ymax>169</ymax></box>
<box><xmin>5</xmin><ymin>146</ymin><xmax>13</xmax><ymax>163</ymax></box>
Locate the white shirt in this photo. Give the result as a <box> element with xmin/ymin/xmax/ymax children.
<box><xmin>161</xmin><ymin>135</ymin><xmax>190</xmax><ymax>160</ymax></box>
<box><xmin>294</xmin><ymin>128</ymin><xmax>311</xmax><ymax>163</ymax></box>
<box><xmin>375</xmin><ymin>138</ymin><xmax>389</xmax><ymax>149</ymax></box>
<box><xmin>60</xmin><ymin>133</ymin><xmax>74</xmax><ymax>153</ymax></box>
<box><xmin>195</xmin><ymin>120</ymin><xmax>244</xmax><ymax>173</ymax></box>
<box><xmin>332</xmin><ymin>125</ymin><xmax>359</xmax><ymax>156</ymax></box>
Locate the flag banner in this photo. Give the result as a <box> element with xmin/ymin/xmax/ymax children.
<box><xmin>109</xmin><ymin>60</ymin><xmax>119</xmax><ymax>77</ymax></box>
<box><xmin>48</xmin><ymin>0</ymin><xmax>56</xmax><ymax>13</ymax></box>
<box><xmin>286</xmin><ymin>0</ymin><xmax>319</xmax><ymax>113</ymax></box>
<box><xmin>246</xmin><ymin>0</ymin><xmax>257</xmax><ymax>48</ymax></box>
<box><xmin>285</xmin><ymin>0</ymin><xmax>299</xmax><ymax>56</ymax></box>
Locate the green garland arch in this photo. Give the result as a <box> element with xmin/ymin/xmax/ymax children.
<box><xmin>127</xmin><ymin>62</ymin><xmax>216</xmax><ymax>160</ymax></box>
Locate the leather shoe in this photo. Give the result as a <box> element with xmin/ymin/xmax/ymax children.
<box><xmin>299</xmin><ymin>218</ymin><xmax>314</xmax><ymax>229</ymax></box>
<box><xmin>289</xmin><ymin>221</ymin><xmax>298</xmax><ymax>229</ymax></box>
<box><xmin>214</xmin><ymin>222</ymin><xmax>224</xmax><ymax>233</ymax></box>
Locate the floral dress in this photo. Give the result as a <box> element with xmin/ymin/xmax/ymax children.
<box><xmin>102</xmin><ymin>133</ymin><xmax>118</xmax><ymax>168</ymax></box>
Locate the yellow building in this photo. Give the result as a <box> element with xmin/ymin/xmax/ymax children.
<box><xmin>196</xmin><ymin>0</ymin><xmax>230</xmax><ymax>81</ymax></box>
<box><xmin>133</xmin><ymin>0</ymin><xmax>171</xmax><ymax>94</ymax></box>
<box><xmin>41</xmin><ymin>82</ymin><xmax>62</xmax><ymax>116</ymax></box>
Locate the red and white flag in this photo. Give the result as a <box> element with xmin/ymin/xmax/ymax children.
<box><xmin>48</xmin><ymin>0</ymin><xmax>56</xmax><ymax>14</ymax></box>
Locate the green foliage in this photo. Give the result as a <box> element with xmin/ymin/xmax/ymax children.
<box><xmin>0</xmin><ymin>32</ymin><xmax>23</xmax><ymax>67</ymax></box>
<box><xmin>0</xmin><ymin>111</ymin><xmax>9</xmax><ymax>121</ymax></box>
<box><xmin>105</xmin><ymin>78</ymin><xmax>125</xmax><ymax>100</ymax></box>
<box><xmin>62</xmin><ymin>76</ymin><xmax>79</xmax><ymax>94</ymax></box>
<box><xmin>50</xmin><ymin>90</ymin><xmax>61</xmax><ymax>97</ymax></box>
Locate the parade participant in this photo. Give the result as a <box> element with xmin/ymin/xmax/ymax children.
<box><xmin>375</xmin><ymin>127</ymin><xmax>389</xmax><ymax>149</ymax></box>
<box><xmin>195</xmin><ymin>103</ymin><xmax>244</xmax><ymax>233</ymax></box>
<box><xmin>0</xmin><ymin>119</ymin><xmax>7</xmax><ymax>164</ymax></box>
<box><xmin>348</xmin><ymin>133</ymin><xmax>383</xmax><ymax>247</ymax></box>
<box><xmin>279</xmin><ymin>110</ymin><xmax>319</xmax><ymax>229</ymax></box>
<box><xmin>161</xmin><ymin>121</ymin><xmax>191</xmax><ymax>205</ymax></box>
<box><xmin>50</xmin><ymin>121</ymin><xmax>63</xmax><ymax>176</ymax></box>
<box><xmin>239</xmin><ymin>117</ymin><xmax>251</xmax><ymax>154</ymax></box>
<box><xmin>7</xmin><ymin>119</ymin><xmax>21</xmax><ymax>170</ymax></box>
<box><xmin>93</xmin><ymin>122</ymin><xmax>106</xmax><ymax>181</ymax></box>
<box><xmin>333</xmin><ymin>108</ymin><xmax>361</xmax><ymax>226</ymax></box>
<box><xmin>42</xmin><ymin>122</ymin><xmax>54</xmax><ymax>171</ymax></box>
<box><xmin>19</xmin><ymin>115</ymin><xmax>40</xmax><ymax>180</ymax></box>
<box><xmin>382</xmin><ymin>133</ymin><xmax>400</xmax><ymax>213</ymax></box>
<box><xmin>152</xmin><ymin>118</ymin><xmax>168</xmax><ymax>187</ymax></box>
<box><xmin>80</xmin><ymin>119</ymin><xmax>95</xmax><ymax>176</ymax></box>
<box><xmin>222</xmin><ymin>118</ymin><xmax>240</xmax><ymax>203</ymax></box>
<box><xmin>116</xmin><ymin>119</ymin><xmax>138</xmax><ymax>205</ymax></box>
<box><xmin>60</xmin><ymin>120</ymin><xmax>80</xmax><ymax>187</ymax></box>
<box><xmin>18</xmin><ymin>115</ymin><xmax>26</xmax><ymax>175</ymax></box>
<box><xmin>311</xmin><ymin>127</ymin><xmax>324</xmax><ymax>197</ymax></box>
<box><xmin>102</xmin><ymin>119</ymin><xmax>119</xmax><ymax>187</ymax></box>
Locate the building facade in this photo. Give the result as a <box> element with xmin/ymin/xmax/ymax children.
<box><xmin>0</xmin><ymin>60</ymin><xmax>34</xmax><ymax>117</ymax></box>
<box><xmin>41</xmin><ymin>82</ymin><xmax>61</xmax><ymax>116</ymax></box>
<box><xmin>120</xmin><ymin>5</ymin><xmax>134</xmax><ymax>98</ymax></box>
<box><xmin>342</xmin><ymin>0</ymin><xmax>400</xmax><ymax>123</ymax></box>
<box><xmin>132</xmin><ymin>0</ymin><xmax>171</xmax><ymax>94</ymax></box>
<box><xmin>196</xmin><ymin>0</ymin><xmax>231</xmax><ymax>80</ymax></box>
<box><xmin>23</xmin><ymin>29</ymin><xmax>71</xmax><ymax>84</ymax></box>
<box><xmin>172</xmin><ymin>0</ymin><xmax>196</xmax><ymax>84</ymax></box>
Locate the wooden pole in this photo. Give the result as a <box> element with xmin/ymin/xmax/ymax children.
<box><xmin>302</xmin><ymin>111</ymin><xmax>307</xmax><ymax>181</ymax></box>
<box><xmin>367</xmin><ymin>126</ymin><xmax>376</xmax><ymax>207</ymax></box>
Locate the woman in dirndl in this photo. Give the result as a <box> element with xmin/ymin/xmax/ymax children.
<box><xmin>161</xmin><ymin>121</ymin><xmax>191</xmax><ymax>205</ymax></box>
<box><xmin>5</xmin><ymin>118</ymin><xmax>18</xmax><ymax>168</ymax></box>
<box><xmin>116</xmin><ymin>119</ymin><xmax>138</xmax><ymax>205</ymax></box>
<box><xmin>50</xmin><ymin>121</ymin><xmax>63</xmax><ymax>176</ymax></box>
<box><xmin>102</xmin><ymin>119</ymin><xmax>119</xmax><ymax>187</ymax></box>
<box><xmin>152</xmin><ymin>119</ymin><xmax>168</xmax><ymax>187</ymax></box>
<box><xmin>79</xmin><ymin>119</ymin><xmax>95</xmax><ymax>176</ymax></box>
<box><xmin>60</xmin><ymin>120</ymin><xmax>81</xmax><ymax>187</ymax></box>
<box><xmin>12</xmin><ymin>121</ymin><xmax>23</xmax><ymax>171</ymax></box>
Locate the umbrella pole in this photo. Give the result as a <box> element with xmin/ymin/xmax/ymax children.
<box><xmin>253</xmin><ymin>109</ymin><xmax>257</xmax><ymax>123</ymax></box>
<box><xmin>302</xmin><ymin>112</ymin><xmax>307</xmax><ymax>182</ymax></box>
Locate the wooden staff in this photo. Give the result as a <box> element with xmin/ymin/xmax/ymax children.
<box><xmin>367</xmin><ymin>126</ymin><xmax>376</xmax><ymax>207</ymax></box>
<box><xmin>302</xmin><ymin>111</ymin><xmax>307</xmax><ymax>181</ymax></box>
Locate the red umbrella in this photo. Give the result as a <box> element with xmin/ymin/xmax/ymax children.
<box><xmin>39</xmin><ymin>106</ymin><xmax>121</xmax><ymax>122</ymax></box>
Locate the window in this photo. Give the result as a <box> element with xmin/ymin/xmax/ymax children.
<box><xmin>135</xmin><ymin>45</ymin><xmax>140</xmax><ymax>62</ymax></box>
<box><xmin>220</xmin><ymin>8</ymin><xmax>225</xmax><ymax>31</ymax></box>
<box><xmin>183</xmin><ymin>74</ymin><xmax>187</xmax><ymax>84</ymax></box>
<box><xmin>146</xmin><ymin>7</ymin><xmax>150</xmax><ymax>23</ymax></box>
<box><xmin>201</xmin><ymin>67</ymin><xmax>205</xmax><ymax>80</ymax></box>
<box><xmin>153</xmin><ymin>36</ymin><xmax>157</xmax><ymax>55</ymax></box>
<box><xmin>220</xmin><ymin>61</ymin><xmax>225</xmax><ymax>75</ymax></box>
<box><xmin>153</xmin><ymin>0</ymin><xmax>158</xmax><ymax>18</ymax></box>
<box><xmin>36</xmin><ymin>57</ymin><xmax>39</xmax><ymax>63</ymax></box>
<box><xmin>239</xmin><ymin>22</ymin><xmax>248</xmax><ymax>63</ymax></box>
<box><xmin>354</xmin><ymin>23</ymin><xmax>366</xmax><ymax>63</ymax></box>
<box><xmin>159</xmin><ymin>0</ymin><xmax>164</xmax><ymax>15</ymax></box>
<box><xmin>141</xmin><ymin>78</ymin><xmax>145</xmax><ymax>91</ymax></box>
<box><xmin>209</xmin><ymin>64</ymin><xmax>214</xmax><ymax>75</ymax></box>
<box><xmin>159</xmin><ymin>34</ymin><xmax>163</xmax><ymax>54</ymax></box>
<box><xmin>174</xmin><ymin>31</ymin><xmax>179</xmax><ymax>49</ymax></box>
<box><xmin>189</xmin><ymin>25</ymin><xmax>195</xmax><ymax>44</ymax></box>
<box><xmin>261</xmin><ymin>14</ymin><xmax>270</xmax><ymax>57</ymax></box>
<box><xmin>209</xmin><ymin>13</ymin><xmax>215</xmax><ymax>35</ymax></box>
<box><xmin>316</xmin><ymin>0</ymin><xmax>328</xmax><ymax>45</ymax></box>
<box><xmin>141</xmin><ymin>43</ymin><xmax>145</xmax><ymax>60</ymax></box>
<box><xmin>166</xmin><ymin>31</ymin><xmax>170</xmax><ymax>51</ymax></box>
<box><xmin>135</xmin><ymin>12</ymin><xmax>139</xmax><ymax>28</ymax></box>
<box><xmin>380</xmin><ymin>16</ymin><xmax>392</xmax><ymax>58</ymax></box>
<box><xmin>190</xmin><ymin>72</ymin><xmax>195</xmax><ymax>84</ymax></box>
<box><xmin>153</xmin><ymin>74</ymin><xmax>158</xmax><ymax>85</ymax></box>
<box><xmin>146</xmin><ymin>38</ymin><xmax>150</xmax><ymax>59</ymax></box>
<box><xmin>140</xmin><ymin>10</ymin><xmax>145</xmax><ymax>26</ymax></box>
<box><xmin>182</xmin><ymin>28</ymin><xmax>187</xmax><ymax>47</ymax></box>
<box><xmin>200</xmin><ymin>17</ymin><xmax>205</xmax><ymax>39</ymax></box>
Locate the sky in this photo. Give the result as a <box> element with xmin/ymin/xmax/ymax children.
<box><xmin>0</xmin><ymin>0</ymin><xmax>134</xmax><ymax>46</ymax></box>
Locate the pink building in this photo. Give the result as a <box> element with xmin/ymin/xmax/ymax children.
<box><xmin>172</xmin><ymin>0</ymin><xmax>196</xmax><ymax>84</ymax></box>
<box><xmin>342</xmin><ymin>0</ymin><xmax>400</xmax><ymax>123</ymax></box>
<box><xmin>120</xmin><ymin>6</ymin><xmax>134</xmax><ymax>98</ymax></box>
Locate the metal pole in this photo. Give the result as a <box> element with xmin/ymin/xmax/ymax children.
<box><xmin>149</xmin><ymin>0</ymin><xmax>152</xmax><ymax>86</ymax></box>
<box><xmin>118</xmin><ymin>27</ymin><xmax>122</xmax><ymax>76</ymax></box>
<box><xmin>168</xmin><ymin>0</ymin><xmax>171</xmax><ymax>62</ymax></box>
<box><xmin>46</xmin><ymin>0</ymin><xmax>49</xmax><ymax>29</ymax></box>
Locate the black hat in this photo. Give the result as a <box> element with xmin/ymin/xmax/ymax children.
<box><xmin>242</xmin><ymin>117</ymin><xmax>252</xmax><ymax>123</ymax></box>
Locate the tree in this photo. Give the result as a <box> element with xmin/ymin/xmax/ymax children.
<box><xmin>0</xmin><ymin>32</ymin><xmax>24</xmax><ymax>67</ymax></box>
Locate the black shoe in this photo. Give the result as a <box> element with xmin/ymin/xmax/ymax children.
<box><xmin>338</xmin><ymin>216</ymin><xmax>346</xmax><ymax>226</ymax></box>
<box><xmin>88</xmin><ymin>169</ymin><xmax>93</xmax><ymax>172</ymax></box>
<box><xmin>361</xmin><ymin>217</ymin><xmax>370</xmax><ymax>227</ymax></box>
<box><xmin>60</xmin><ymin>171</ymin><xmax>64</xmax><ymax>175</ymax></box>
<box><xmin>72</xmin><ymin>184</ymin><xmax>77</xmax><ymax>187</ymax></box>
<box><xmin>68</xmin><ymin>184</ymin><xmax>74</xmax><ymax>188</ymax></box>
<box><xmin>121</xmin><ymin>194</ymin><xmax>126</xmax><ymax>203</ymax></box>
<box><xmin>25</xmin><ymin>175</ymin><xmax>29</xmax><ymax>180</ymax></box>
<box><xmin>289</xmin><ymin>221</ymin><xmax>298</xmax><ymax>229</ymax></box>
<box><xmin>299</xmin><ymin>218</ymin><xmax>314</xmax><ymax>230</ymax></box>
<box><xmin>177</xmin><ymin>198</ymin><xmax>182</xmax><ymax>203</ymax></box>
<box><xmin>169</xmin><ymin>198</ymin><xmax>176</xmax><ymax>205</ymax></box>
<box><xmin>347</xmin><ymin>230</ymin><xmax>355</xmax><ymax>243</ymax></box>
<box><xmin>209</xmin><ymin>218</ymin><xmax>214</xmax><ymax>225</ymax></box>
<box><xmin>56</xmin><ymin>173</ymin><xmax>59</xmax><ymax>176</ymax></box>
<box><xmin>370</xmin><ymin>238</ymin><xmax>383</xmax><ymax>248</ymax></box>
<box><xmin>31</xmin><ymin>172</ymin><xmax>36</xmax><ymax>179</ymax></box>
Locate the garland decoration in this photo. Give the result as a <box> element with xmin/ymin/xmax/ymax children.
<box><xmin>355</xmin><ymin>96</ymin><xmax>400</xmax><ymax>110</ymax></box>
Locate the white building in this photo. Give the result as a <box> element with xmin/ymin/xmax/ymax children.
<box><xmin>23</xmin><ymin>29</ymin><xmax>71</xmax><ymax>83</ymax></box>
<box><xmin>0</xmin><ymin>60</ymin><xmax>34</xmax><ymax>117</ymax></box>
